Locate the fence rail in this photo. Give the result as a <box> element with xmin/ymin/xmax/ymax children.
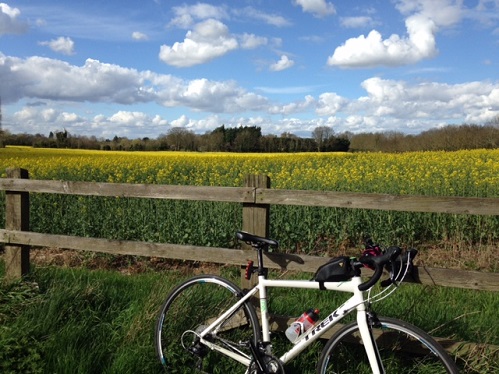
<box><xmin>1</xmin><ymin>168</ymin><xmax>498</xmax><ymax>293</ymax></box>
<box><xmin>2</xmin><ymin>176</ymin><xmax>498</xmax><ymax>214</ymax></box>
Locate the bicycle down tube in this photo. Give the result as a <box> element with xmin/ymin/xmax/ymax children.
<box><xmin>199</xmin><ymin>274</ymin><xmax>383</xmax><ymax>372</ymax></box>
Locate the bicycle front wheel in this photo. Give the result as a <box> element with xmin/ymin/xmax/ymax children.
<box><xmin>317</xmin><ymin>316</ymin><xmax>459</xmax><ymax>374</ymax></box>
<box><xmin>155</xmin><ymin>275</ymin><xmax>261</xmax><ymax>373</ymax></box>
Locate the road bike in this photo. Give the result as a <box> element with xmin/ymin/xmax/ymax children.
<box><xmin>155</xmin><ymin>231</ymin><xmax>459</xmax><ymax>373</ymax></box>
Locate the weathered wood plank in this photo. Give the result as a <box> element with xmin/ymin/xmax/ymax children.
<box><xmin>257</xmin><ymin>189</ymin><xmax>499</xmax><ymax>215</ymax></box>
<box><xmin>412</xmin><ymin>266</ymin><xmax>499</xmax><ymax>291</ymax></box>
<box><xmin>0</xmin><ymin>178</ymin><xmax>255</xmax><ymax>203</ymax></box>
<box><xmin>4</xmin><ymin>169</ymin><xmax>30</xmax><ymax>281</ymax></box>
<box><xmin>0</xmin><ymin>229</ymin><xmax>253</xmax><ymax>265</ymax></box>
<box><xmin>2</xmin><ymin>178</ymin><xmax>499</xmax><ymax>215</ymax></box>
<box><xmin>1</xmin><ymin>229</ymin><xmax>498</xmax><ymax>292</ymax></box>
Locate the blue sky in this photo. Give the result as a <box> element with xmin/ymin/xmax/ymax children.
<box><xmin>1</xmin><ymin>0</ymin><xmax>498</xmax><ymax>139</ymax></box>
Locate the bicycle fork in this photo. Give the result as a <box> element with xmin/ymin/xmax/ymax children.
<box><xmin>357</xmin><ymin>310</ymin><xmax>385</xmax><ymax>374</ymax></box>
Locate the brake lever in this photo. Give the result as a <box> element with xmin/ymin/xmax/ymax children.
<box><xmin>380</xmin><ymin>249</ymin><xmax>418</xmax><ymax>287</ymax></box>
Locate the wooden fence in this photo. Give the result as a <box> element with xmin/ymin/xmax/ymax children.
<box><xmin>1</xmin><ymin>167</ymin><xmax>498</xmax><ymax>292</ymax></box>
<box><xmin>2</xmin><ymin>167</ymin><xmax>499</xmax><ymax>356</ymax></box>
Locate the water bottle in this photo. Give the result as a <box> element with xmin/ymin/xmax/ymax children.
<box><xmin>285</xmin><ymin>308</ymin><xmax>320</xmax><ymax>343</ymax></box>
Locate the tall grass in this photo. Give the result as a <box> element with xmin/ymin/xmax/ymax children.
<box><xmin>1</xmin><ymin>263</ymin><xmax>497</xmax><ymax>373</ymax></box>
<box><xmin>0</xmin><ymin>264</ymin><xmax>169</xmax><ymax>373</ymax></box>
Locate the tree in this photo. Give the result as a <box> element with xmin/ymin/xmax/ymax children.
<box><xmin>200</xmin><ymin>130</ymin><xmax>224</xmax><ymax>151</ymax></box>
<box><xmin>166</xmin><ymin>127</ymin><xmax>197</xmax><ymax>151</ymax></box>
<box><xmin>312</xmin><ymin>126</ymin><xmax>334</xmax><ymax>151</ymax></box>
<box><xmin>233</xmin><ymin>127</ymin><xmax>262</xmax><ymax>152</ymax></box>
<box><xmin>55</xmin><ymin>129</ymin><xmax>69</xmax><ymax>148</ymax></box>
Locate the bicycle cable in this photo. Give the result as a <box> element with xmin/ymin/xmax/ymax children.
<box><xmin>366</xmin><ymin>251</ymin><xmax>412</xmax><ymax>304</ymax></box>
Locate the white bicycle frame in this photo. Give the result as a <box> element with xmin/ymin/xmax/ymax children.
<box><xmin>197</xmin><ymin>274</ymin><xmax>384</xmax><ymax>374</ymax></box>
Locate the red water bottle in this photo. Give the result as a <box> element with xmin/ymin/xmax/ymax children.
<box><xmin>285</xmin><ymin>308</ymin><xmax>320</xmax><ymax>343</ymax></box>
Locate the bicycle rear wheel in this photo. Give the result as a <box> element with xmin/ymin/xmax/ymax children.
<box><xmin>317</xmin><ymin>316</ymin><xmax>459</xmax><ymax>374</ymax></box>
<box><xmin>155</xmin><ymin>275</ymin><xmax>260</xmax><ymax>373</ymax></box>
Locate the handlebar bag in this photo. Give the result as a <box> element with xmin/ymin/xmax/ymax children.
<box><xmin>314</xmin><ymin>256</ymin><xmax>354</xmax><ymax>289</ymax></box>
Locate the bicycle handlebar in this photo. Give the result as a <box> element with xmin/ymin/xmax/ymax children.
<box><xmin>356</xmin><ymin>246</ymin><xmax>402</xmax><ymax>291</ymax></box>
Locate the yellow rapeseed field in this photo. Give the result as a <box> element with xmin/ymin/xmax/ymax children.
<box><xmin>1</xmin><ymin>146</ymin><xmax>498</xmax><ymax>197</ymax></box>
<box><xmin>1</xmin><ymin>146</ymin><xmax>498</xmax><ymax>250</ymax></box>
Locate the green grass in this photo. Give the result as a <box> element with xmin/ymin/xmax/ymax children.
<box><xmin>0</xmin><ymin>263</ymin><xmax>171</xmax><ymax>374</ymax></box>
<box><xmin>1</xmin><ymin>261</ymin><xmax>497</xmax><ymax>373</ymax></box>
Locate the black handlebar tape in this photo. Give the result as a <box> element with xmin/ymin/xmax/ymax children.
<box><xmin>358</xmin><ymin>246</ymin><xmax>402</xmax><ymax>291</ymax></box>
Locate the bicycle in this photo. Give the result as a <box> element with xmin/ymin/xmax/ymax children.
<box><xmin>155</xmin><ymin>231</ymin><xmax>459</xmax><ymax>373</ymax></box>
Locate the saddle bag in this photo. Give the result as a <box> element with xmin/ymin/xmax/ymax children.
<box><xmin>314</xmin><ymin>256</ymin><xmax>354</xmax><ymax>289</ymax></box>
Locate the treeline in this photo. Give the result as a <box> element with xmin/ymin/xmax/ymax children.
<box><xmin>349</xmin><ymin>123</ymin><xmax>499</xmax><ymax>152</ymax></box>
<box><xmin>0</xmin><ymin>125</ymin><xmax>350</xmax><ymax>153</ymax></box>
<box><xmin>1</xmin><ymin>122</ymin><xmax>498</xmax><ymax>153</ymax></box>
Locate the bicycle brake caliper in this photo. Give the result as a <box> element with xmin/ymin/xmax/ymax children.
<box><xmin>367</xmin><ymin>311</ymin><xmax>382</xmax><ymax>328</ymax></box>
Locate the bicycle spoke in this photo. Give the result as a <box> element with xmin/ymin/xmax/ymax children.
<box><xmin>318</xmin><ymin>317</ymin><xmax>459</xmax><ymax>373</ymax></box>
<box><xmin>155</xmin><ymin>276</ymin><xmax>260</xmax><ymax>373</ymax></box>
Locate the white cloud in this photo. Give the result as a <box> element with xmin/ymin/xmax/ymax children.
<box><xmin>0</xmin><ymin>3</ymin><xmax>28</xmax><ymax>35</ymax></box>
<box><xmin>160</xmin><ymin>18</ymin><xmax>267</xmax><ymax>67</ymax></box>
<box><xmin>170</xmin><ymin>78</ymin><xmax>268</xmax><ymax>113</ymax></box>
<box><xmin>328</xmin><ymin>18</ymin><xmax>437</xmax><ymax>68</ymax></box>
<box><xmin>270</xmin><ymin>55</ymin><xmax>295</xmax><ymax>71</ymax></box>
<box><xmin>13</xmin><ymin>106</ymin><xmax>38</xmax><ymax>122</ymax></box>
<box><xmin>109</xmin><ymin>111</ymin><xmax>149</xmax><ymax>126</ymax></box>
<box><xmin>59</xmin><ymin>112</ymin><xmax>81</xmax><ymax>123</ymax></box>
<box><xmin>39</xmin><ymin>36</ymin><xmax>75</xmax><ymax>55</ymax></box>
<box><xmin>170</xmin><ymin>3</ymin><xmax>291</xmax><ymax>29</ymax></box>
<box><xmin>169</xmin><ymin>3</ymin><xmax>228</xmax><ymax>28</ymax></box>
<box><xmin>235</xmin><ymin>7</ymin><xmax>292</xmax><ymax>27</ymax></box>
<box><xmin>352</xmin><ymin>77</ymin><xmax>499</xmax><ymax>126</ymax></box>
<box><xmin>268</xmin><ymin>95</ymin><xmax>315</xmax><ymax>115</ymax></box>
<box><xmin>293</xmin><ymin>0</ymin><xmax>336</xmax><ymax>18</ymax></box>
<box><xmin>152</xmin><ymin>115</ymin><xmax>168</xmax><ymax>126</ymax></box>
<box><xmin>12</xmin><ymin>106</ymin><xmax>170</xmax><ymax>138</ymax></box>
<box><xmin>159</xmin><ymin>19</ymin><xmax>239</xmax><ymax>67</ymax></box>
<box><xmin>328</xmin><ymin>0</ymin><xmax>464</xmax><ymax>68</ymax></box>
<box><xmin>239</xmin><ymin>33</ymin><xmax>268</xmax><ymax>49</ymax></box>
<box><xmin>340</xmin><ymin>16</ymin><xmax>379</xmax><ymax>28</ymax></box>
<box><xmin>0</xmin><ymin>54</ymin><xmax>148</xmax><ymax>104</ymax></box>
<box><xmin>395</xmin><ymin>0</ymin><xmax>463</xmax><ymax>27</ymax></box>
<box><xmin>3</xmin><ymin>51</ymin><xmax>499</xmax><ymax>138</ymax></box>
<box><xmin>132</xmin><ymin>31</ymin><xmax>148</xmax><ymax>41</ymax></box>
<box><xmin>41</xmin><ymin>108</ymin><xmax>58</xmax><ymax>122</ymax></box>
<box><xmin>316</xmin><ymin>92</ymin><xmax>347</xmax><ymax>116</ymax></box>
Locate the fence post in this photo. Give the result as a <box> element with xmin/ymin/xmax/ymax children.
<box><xmin>4</xmin><ymin>168</ymin><xmax>30</xmax><ymax>282</ymax></box>
<box><xmin>242</xmin><ymin>174</ymin><xmax>270</xmax><ymax>237</ymax></box>
<box><xmin>241</xmin><ymin>174</ymin><xmax>270</xmax><ymax>288</ymax></box>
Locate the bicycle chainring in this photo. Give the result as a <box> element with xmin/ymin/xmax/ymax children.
<box><xmin>248</xmin><ymin>354</ymin><xmax>285</xmax><ymax>374</ymax></box>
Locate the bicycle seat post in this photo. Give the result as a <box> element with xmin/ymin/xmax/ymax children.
<box><xmin>255</xmin><ymin>244</ymin><xmax>268</xmax><ymax>278</ymax></box>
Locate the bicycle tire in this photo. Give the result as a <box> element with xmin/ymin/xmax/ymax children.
<box><xmin>316</xmin><ymin>316</ymin><xmax>459</xmax><ymax>374</ymax></box>
<box><xmin>155</xmin><ymin>275</ymin><xmax>261</xmax><ymax>373</ymax></box>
